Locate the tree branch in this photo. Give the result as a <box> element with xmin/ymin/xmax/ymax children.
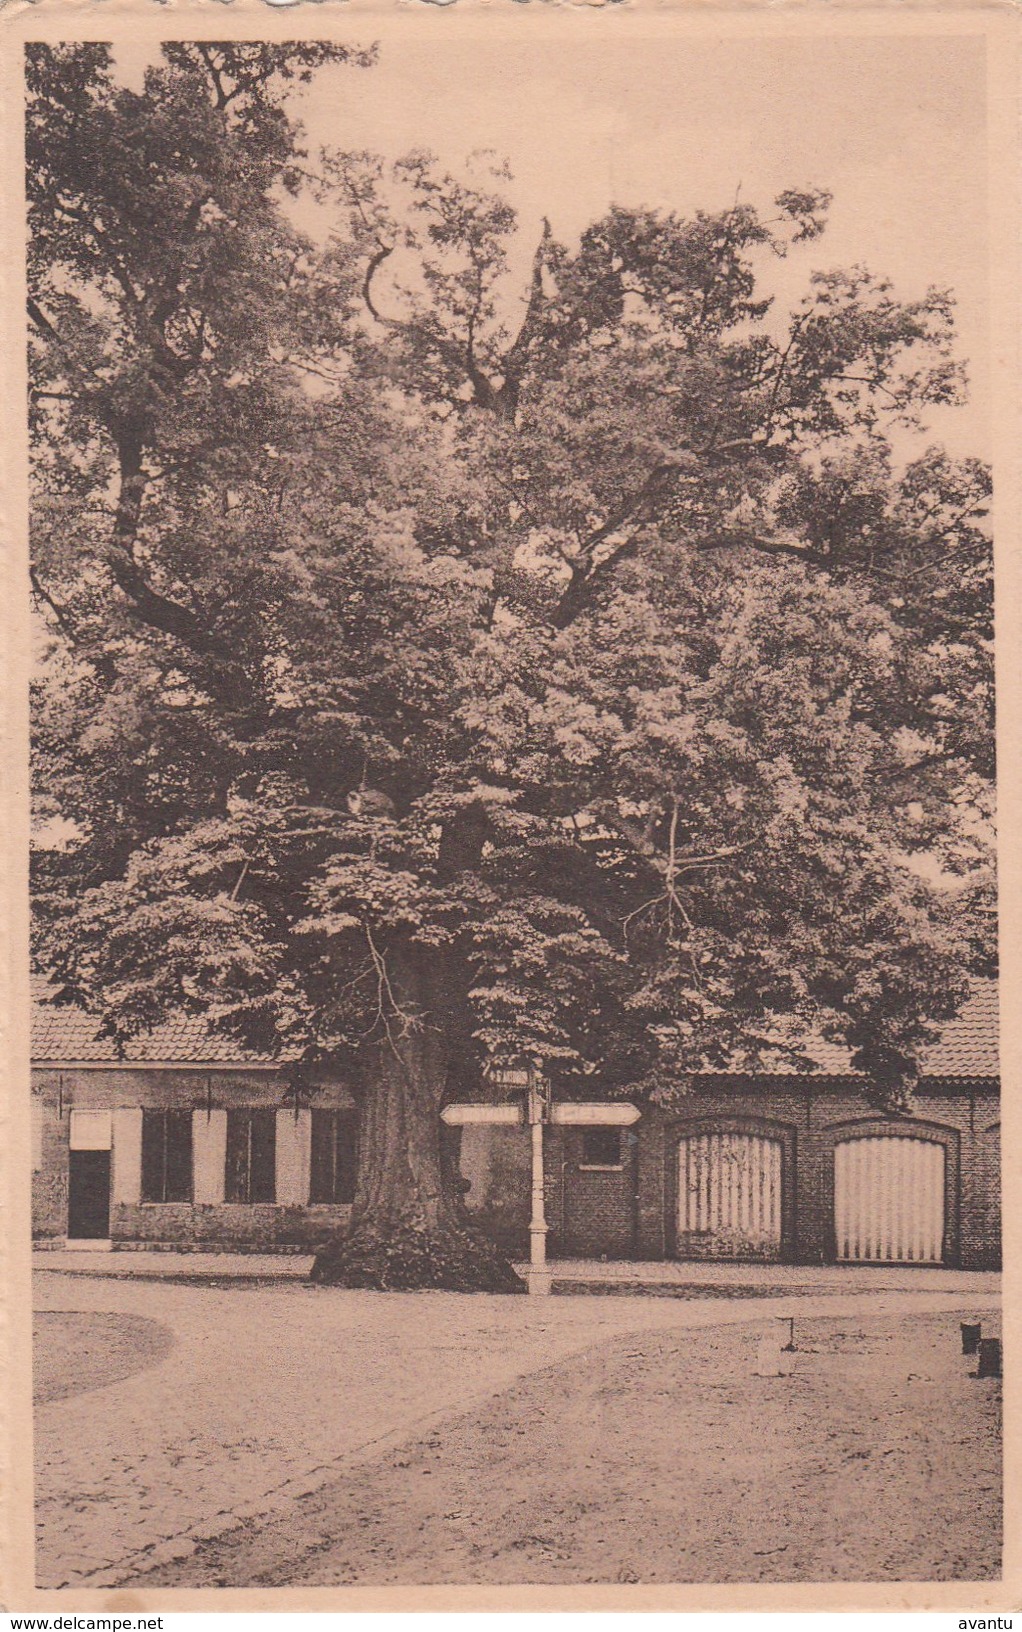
<box><xmin>462</xmin><ymin>242</ymin><xmax>499</xmax><ymax>413</ymax></box>
<box><xmin>196</xmin><ymin>43</ymin><xmax>236</xmax><ymax>111</ymax></box>
<box><xmin>549</xmin><ymin>435</ymin><xmax>777</xmax><ymax>626</ymax></box>
<box><xmin>695</xmin><ymin>533</ymin><xmax>829</xmax><ymax>566</ymax></box>
<box><xmin>362</xmin><ymin>222</ymin><xmax>552</xmax><ymax>420</ymax></box>
<box><xmin>764</xmin><ymin>312</ymin><xmax>808</xmax><ymax>430</ymax></box>
<box><xmin>51</xmin><ymin>195</ymin><xmax>142</xmax><ymax>309</ymax></box>
<box><xmin>362</xmin><ymin>242</ymin><xmax>488</xmax><ymax>400</ymax></box>
<box><xmin>496</xmin><ymin>217</ymin><xmax>551</xmax><ymax>415</ymax></box>
<box><xmin>551</xmin><ymin>538</ymin><xmax>641</xmax><ymax>628</ymax></box>
<box><xmin>27</xmin><ymin>298</ymin><xmax>107</xmax><ymax>388</ymax></box>
<box><xmin>101</xmin><ymin>426</ymin><xmax>245</xmax><ymax>686</ymax></box>
<box><xmin>29</xmin><ymin>565</ymin><xmax>81</xmax><ymax>645</ymax></box>
<box><xmin>879</xmin><ymin>750</ymin><xmax>961</xmax><ymax>783</ymax></box>
<box><xmin>30</xmin><ymin>565</ymin><xmax>119</xmax><ymax>682</ymax></box>
<box><xmin>107</xmin><ymin>552</ymin><xmax>232</xmax><ymax>659</ymax></box>
<box><xmin>228</xmin><ymin>857</ymin><xmax>250</xmax><ymax>901</ymax></box>
<box><xmin>362</xmin><ymin>243</ymin><xmax>399</xmax><ymax>328</ymax></box>
<box><xmin>27</xmin><ymin>298</ymin><xmax>59</xmax><ymax>341</ymax></box>
<box><xmin>577</xmin><ymin>460</ymin><xmax>691</xmax><ymax>560</ymax></box>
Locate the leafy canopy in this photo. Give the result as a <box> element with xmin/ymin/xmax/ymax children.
<box><xmin>29</xmin><ymin>47</ymin><xmax>994</xmax><ymax>1107</ymax></box>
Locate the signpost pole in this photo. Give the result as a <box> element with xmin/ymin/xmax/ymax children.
<box><xmin>527</xmin><ymin>1072</ymin><xmax>552</xmax><ymax>1296</ymax></box>
<box><xmin>446</xmin><ymin>1080</ymin><xmax>640</xmax><ymax>1295</ymax></box>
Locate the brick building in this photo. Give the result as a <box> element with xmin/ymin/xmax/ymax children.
<box><xmin>31</xmin><ymin>979</ymin><xmax>1000</xmax><ymax>1269</ymax></box>
<box><xmin>455</xmin><ymin>983</ymin><xmax>1000</xmax><ymax>1270</ymax></box>
<box><xmin>31</xmin><ymin>983</ymin><xmax>358</xmax><ymax>1251</ymax></box>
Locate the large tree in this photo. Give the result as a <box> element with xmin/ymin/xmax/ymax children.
<box><xmin>29</xmin><ymin>47</ymin><xmax>994</xmax><ymax>1290</ymax></box>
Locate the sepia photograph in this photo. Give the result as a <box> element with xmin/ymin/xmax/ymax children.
<box><xmin>8</xmin><ymin>3</ymin><xmax>1012</xmax><ymax>1607</ymax></box>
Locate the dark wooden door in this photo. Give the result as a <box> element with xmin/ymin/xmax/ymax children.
<box><xmin>67</xmin><ymin>1149</ymin><xmax>111</xmax><ymax>1239</ymax></box>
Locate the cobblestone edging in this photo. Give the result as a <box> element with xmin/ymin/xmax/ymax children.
<box><xmin>32</xmin><ymin>1240</ymin><xmax>316</xmax><ymax>1255</ymax></box>
<box><xmin>33</xmin><ymin>1249</ymin><xmax>1001</xmax><ymax>1290</ymax></box>
<box><xmin>64</xmin><ymin>1340</ymin><xmax>639</xmax><ymax>1588</ymax></box>
<box><xmin>58</xmin><ymin>1286</ymin><xmax>1002</xmax><ymax>1591</ymax></box>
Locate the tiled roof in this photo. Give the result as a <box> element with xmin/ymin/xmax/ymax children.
<box><xmin>30</xmin><ymin>979</ymin><xmax>289</xmax><ymax>1065</ymax></box>
<box><xmin>30</xmin><ymin>977</ymin><xmax>998</xmax><ymax>1077</ymax></box>
<box><xmin>751</xmin><ymin>980</ymin><xmax>999</xmax><ymax>1078</ymax></box>
<box><xmin>919</xmin><ymin>980</ymin><xmax>999</xmax><ymax>1077</ymax></box>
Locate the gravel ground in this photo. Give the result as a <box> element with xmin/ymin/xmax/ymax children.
<box><xmin>33</xmin><ymin>1313</ymin><xmax>175</xmax><ymax>1406</ymax></box>
<box><xmin>135</xmin><ymin>1311</ymin><xmax>1001</xmax><ymax>1588</ymax></box>
<box><xmin>34</xmin><ymin>1271</ymin><xmax>1000</xmax><ymax>1588</ymax></box>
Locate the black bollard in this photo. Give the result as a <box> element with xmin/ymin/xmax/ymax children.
<box><xmin>976</xmin><ymin>1337</ymin><xmax>1001</xmax><ymax>1378</ymax></box>
<box><xmin>961</xmin><ymin>1320</ymin><xmax>982</xmax><ymax>1355</ymax></box>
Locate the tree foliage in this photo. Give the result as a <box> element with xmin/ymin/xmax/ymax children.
<box><xmin>28</xmin><ymin>45</ymin><xmax>994</xmax><ymax>1280</ymax></box>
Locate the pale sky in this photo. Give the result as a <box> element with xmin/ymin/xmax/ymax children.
<box><xmin>112</xmin><ymin>30</ymin><xmax>989</xmax><ymax>460</ymax></box>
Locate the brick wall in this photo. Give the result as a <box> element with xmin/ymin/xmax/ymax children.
<box><xmin>547</xmin><ymin>1125</ymin><xmax>639</xmax><ymax>1258</ymax></box>
<box><xmin>964</xmin><ymin>1115</ymin><xmax>1002</xmax><ymax>1269</ymax></box>
<box><xmin>32</xmin><ymin>1065</ymin><xmax>1000</xmax><ymax>1267</ymax></box>
<box><xmin>637</xmin><ymin>1082</ymin><xmax>999</xmax><ymax>1269</ymax></box>
<box><xmin>458</xmin><ymin>1081</ymin><xmax>1000</xmax><ymax>1267</ymax></box>
<box><xmin>31</xmin><ymin>1066</ymin><xmax>358</xmax><ymax>1248</ymax></box>
<box><xmin>110</xmin><ymin>1202</ymin><xmax>352</xmax><ymax>1247</ymax></box>
<box><xmin>32</xmin><ymin>1095</ymin><xmax>67</xmax><ymax>1239</ymax></box>
<box><xmin>460</xmin><ymin>1125</ymin><xmax>531</xmax><ymax>1254</ymax></box>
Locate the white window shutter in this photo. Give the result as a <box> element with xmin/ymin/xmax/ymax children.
<box><xmin>69</xmin><ymin>1109</ymin><xmax>112</xmax><ymax>1150</ymax></box>
<box><xmin>111</xmin><ymin>1108</ymin><xmax>143</xmax><ymax>1203</ymax></box>
<box><xmin>192</xmin><ymin>1109</ymin><xmax>227</xmax><ymax>1204</ymax></box>
<box><xmin>275</xmin><ymin>1109</ymin><xmax>311</xmax><ymax>1206</ymax></box>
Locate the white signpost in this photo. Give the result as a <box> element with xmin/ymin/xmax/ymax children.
<box><xmin>442</xmin><ymin>1079</ymin><xmax>640</xmax><ymax>1296</ymax></box>
<box><xmin>439</xmin><ymin>1104</ymin><xmax>524</xmax><ymax>1126</ymax></box>
<box><xmin>549</xmin><ymin>1104</ymin><xmax>641</xmax><ymax>1126</ymax></box>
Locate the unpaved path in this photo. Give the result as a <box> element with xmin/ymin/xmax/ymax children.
<box><xmin>137</xmin><ymin>1311</ymin><xmax>1001</xmax><ymax>1587</ymax></box>
<box><xmin>33</xmin><ymin>1271</ymin><xmax>999</xmax><ymax>1588</ymax></box>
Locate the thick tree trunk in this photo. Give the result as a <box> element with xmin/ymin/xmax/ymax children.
<box><xmin>311</xmin><ymin>945</ymin><xmax>525</xmax><ymax>1292</ymax></box>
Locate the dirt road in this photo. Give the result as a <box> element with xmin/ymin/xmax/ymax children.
<box><xmin>132</xmin><ymin>1310</ymin><xmax>1001</xmax><ymax>1587</ymax></box>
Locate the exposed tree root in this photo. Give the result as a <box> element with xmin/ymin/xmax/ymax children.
<box><xmin>310</xmin><ymin>1217</ymin><xmax>527</xmax><ymax>1293</ymax></box>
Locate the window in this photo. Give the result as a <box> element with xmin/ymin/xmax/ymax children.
<box><xmin>310</xmin><ymin>1109</ymin><xmax>359</xmax><ymax>1204</ymax></box>
<box><xmin>141</xmin><ymin>1109</ymin><xmax>193</xmax><ymax>1202</ymax></box>
<box><xmin>580</xmin><ymin>1128</ymin><xmax>623</xmax><ymax>1168</ymax></box>
<box><xmin>225</xmin><ymin>1109</ymin><xmax>276</xmax><ymax>1203</ymax></box>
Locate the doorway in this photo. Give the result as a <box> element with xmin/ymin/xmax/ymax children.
<box><xmin>833</xmin><ymin>1134</ymin><xmax>945</xmax><ymax>1263</ymax></box>
<box><xmin>676</xmin><ymin>1130</ymin><xmax>785</xmax><ymax>1261</ymax></box>
<box><xmin>67</xmin><ymin>1149</ymin><xmax>111</xmax><ymax>1240</ymax></box>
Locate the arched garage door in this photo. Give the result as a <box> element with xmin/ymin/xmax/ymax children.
<box><xmin>834</xmin><ymin>1135</ymin><xmax>945</xmax><ymax>1264</ymax></box>
<box><xmin>677</xmin><ymin>1131</ymin><xmax>783</xmax><ymax>1260</ymax></box>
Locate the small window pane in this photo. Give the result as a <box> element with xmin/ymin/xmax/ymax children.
<box><xmin>581</xmin><ymin>1128</ymin><xmax>622</xmax><ymax>1167</ymax></box>
<box><xmin>310</xmin><ymin>1109</ymin><xmax>358</xmax><ymax>1204</ymax></box>
<box><xmin>141</xmin><ymin>1110</ymin><xmax>194</xmax><ymax>1202</ymax></box>
<box><xmin>334</xmin><ymin>1110</ymin><xmax>358</xmax><ymax>1203</ymax></box>
<box><xmin>164</xmin><ymin>1110</ymin><xmax>193</xmax><ymax>1202</ymax></box>
<box><xmin>225</xmin><ymin>1110</ymin><xmax>251</xmax><ymax>1203</ymax></box>
<box><xmin>141</xmin><ymin>1110</ymin><xmax>166</xmax><ymax>1202</ymax></box>
<box><xmin>225</xmin><ymin>1109</ymin><xmax>276</xmax><ymax>1203</ymax></box>
<box><xmin>310</xmin><ymin>1110</ymin><xmax>335</xmax><ymax>1204</ymax></box>
<box><xmin>249</xmin><ymin>1109</ymin><xmax>276</xmax><ymax>1203</ymax></box>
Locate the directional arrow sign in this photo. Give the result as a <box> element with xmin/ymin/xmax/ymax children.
<box><xmin>549</xmin><ymin>1103</ymin><xmax>641</xmax><ymax>1126</ymax></box>
<box><xmin>441</xmin><ymin>1103</ymin><xmax>524</xmax><ymax>1126</ymax></box>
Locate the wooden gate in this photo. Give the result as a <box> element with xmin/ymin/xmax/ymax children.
<box><xmin>676</xmin><ymin>1131</ymin><xmax>783</xmax><ymax>1260</ymax></box>
<box><xmin>834</xmin><ymin>1135</ymin><xmax>945</xmax><ymax>1264</ymax></box>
